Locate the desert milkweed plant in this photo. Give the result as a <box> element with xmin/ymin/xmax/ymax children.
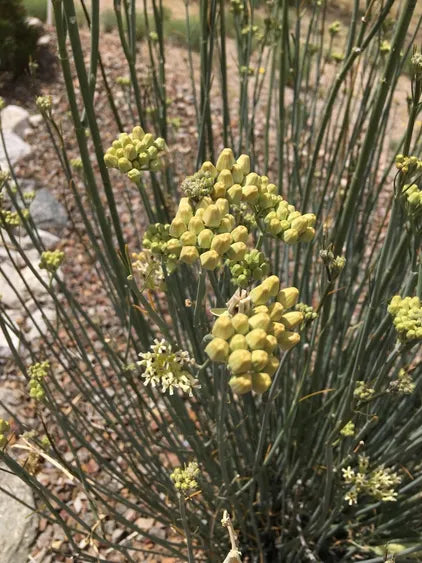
<box><xmin>0</xmin><ymin>0</ymin><xmax>422</xmax><ymax>561</ymax></box>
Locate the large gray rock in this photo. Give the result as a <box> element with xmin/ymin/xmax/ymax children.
<box><xmin>0</xmin><ymin>388</ymin><xmax>37</xmax><ymax>562</ymax></box>
<box><xmin>0</xmin><ymin>467</ymin><xmax>38</xmax><ymax>562</ymax></box>
<box><xmin>0</xmin><ymin>132</ymin><xmax>31</xmax><ymax>170</ymax></box>
<box><xmin>29</xmin><ymin>188</ymin><xmax>68</xmax><ymax>234</ymax></box>
<box><xmin>0</xmin><ymin>106</ymin><xmax>30</xmax><ymax>137</ymax></box>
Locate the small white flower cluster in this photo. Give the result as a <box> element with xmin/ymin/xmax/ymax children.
<box><xmin>342</xmin><ymin>455</ymin><xmax>401</xmax><ymax>506</ymax></box>
<box><xmin>137</xmin><ymin>339</ymin><xmax>198</xmax><ymax>396</ymax></box>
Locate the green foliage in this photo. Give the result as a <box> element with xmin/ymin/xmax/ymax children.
<box><xmin>165</xmin><ymin>16</ymin><xmax>202</xmax><ymax>51</ymax></box>
<box><xmin>0</xmin><ymin>0</ymin><xmax>39</xmax><ymax>75</ymax></box>
<box><xmin>1</xmin><ymin>1</ymin><xmax>422</xmax><ymax>562</ymax></box>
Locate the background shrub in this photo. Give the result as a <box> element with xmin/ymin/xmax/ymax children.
<box><xmin>22</xmin><ymin>0</ymin><xmax>47</xmax><ymax>21</ymax></box>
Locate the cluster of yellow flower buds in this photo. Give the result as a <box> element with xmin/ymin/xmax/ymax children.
<box><xmin>0</xmin><ymin>418</ymin><xmax>10</xmax><ymax>448</ymax></box>
<box><xmin>388</xmin><ymin>295</ymin><xmax>422</xmax><ymax>342</ymax></box>
<box><xmin>164</xmin><ymin>196</ymin><xmax>249</xmax><ymax>270</ymax></box>
<box><xmin>28</xmin><ymin>361</ymin><xmax>49</xmax><ymax>401</ymax></box>
<box><xmin>170</xmin><ymin>461</ymin><xmax>199</xmax><ymax>493</ymax></box>
<box><xmin>104</xmin><ymin>126</ymin><xmax>166</xmax><ymax>179</ymax></box>
<box><xmin>401</xmin><ymin>183</ymin><xmax>422</xmax><ymax>222</ymax></box>
<box><xmin>204</xmin><ymin>276</ymin><xmax>303</xmax><ymax>394</ymax></box>
<box><xmin>263</xmin><ymin>200</ymin><xmax>316</xmax><ymax>243</ymax></box>
<box><xmin>39</xmin><ymin>249</ymin><xmax>64</xmax><ymax>274</ymax></box>
<box><xmin>395</xmin><ymin>154</ymin><xmax>422</xmax><ymax>176</ymax></box>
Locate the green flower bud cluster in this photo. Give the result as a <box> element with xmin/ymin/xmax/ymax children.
<box><xmin>39</xmin><ymin>249</ymin><xmax>64</xmax><ymax>274</ymax></box>
<box><xmin>227</xmin><ymin>249</ymin><xmax>270</xmax><ymax>288</ymax></box>
<box><xmin>342</xmin><ymin>457</ymin><xmax>401</xmax><ymax>505</ymax></box>
<box><xmin>230</xmin><ymin>0</ymin><xmax>243</xmax><ymax>14</ymax></box>
<box><xmin>0</xmin><ymin>418</ymin><xmax>10</xmax><ymax>448</ymax></box>
<box><xmin>170</xmin><ymin>461</ymin><xmax>200</xmax><ymax>493</ymax></box>
<box><xmin>131</xmin><ymin>249</ymin><xmax>165</xmax><ymax>291</ymax></box>
<box><xmin>389</xmin><ymin>368</ymin><xmax>415</xmax><ymax>395</ymax></box>
<box><xmin>28</xmin><ymin>361</ymin><xmax>49</xmax><ymax>401</ymax></box>
<box><xmin>401</xmin><ymin>183</ymin><xmax>422</xmax><ymax>223</ymax></box>
<box><xmin>70</xmin><ymin>158</ymin><xmax>83</xmax><ymax>170</ymax></box>
<box><xmin>395</xmin><ymin>154</ymin><xmax>422</xmax><ymax>176</ymax></box>
<box><xmin>411</xmin><ymin>51</ymin><xmax>422</xmax><ymax>79</ymax></box>
<box><xmin>180</xmin><ymin>171</ymin><xmax>214</xmax><ymax>200</ymax></box>
<box><xmin>295</xmin><ymin>302</ymin><xmax>318</xmax><ymax>322</ymax></box>
<box><xmin>340</xmin><ymin>420</ymin><xmax>355</xmax><ymax>437</ymax></box>
<box><xmin>0</xmin><ymin>209</ymin><xmax>29</xmax><ymax>227</ymax></box>
<box><xmin>205</xmin><ymin>276</ymin><xmax>303</xmax><ymax>395</ymax></box>
<box><xmin>380</xmin><ymin>40</ymin><xmax>391</xmax><ymax>54</ymax></box>
<box><xmin>36</xmin><ymin>95</ymin><xmax>52</xmax><ymax>113</ymax></box>
<box><xmin>103</xmin><ymin>126</ymin><xmax>167</xmax><ymax>179</ymax></box>
<box><xmin>23</xmin><ymin>191</ymin><xmax>35</xmax><ymax>203</ymax></box>
<box><xmin>320</xmin><ymin>247</ymin><xmax>346</xmax><ymax>279</ymax></box>
<box><xmin>388</xmin><ymin>295</ymin><xmax>422</xmax><ymax>342</ymax></box>
<box><xmin>328</xmin><ymin>21</ymin><xmax>341</xmax><ymax>35</ymax></box>
<box><xmin>116</xmin><ymin>76</ymin><xmax>130</xmax><ymax>87</ymax></box>
<box><xmin>354</xmin><ymin>380</ymin><xmax>375</xmax><ymax>401</ymax></box>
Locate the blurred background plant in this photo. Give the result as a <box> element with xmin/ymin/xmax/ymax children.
<box><xmin>0</xmin><ymin>0</ymin><xmax>421</xmax><ymax>562</ymax></box>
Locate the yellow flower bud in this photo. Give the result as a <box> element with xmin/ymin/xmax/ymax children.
<box><xmin>303</xmin><ymin>213</ymin><xmax>316</xmax><ymax>227</ymax></box>
<box><xmin>231</xmin><ymin>163</ymin><xmax>244</xmax><ymax>183</ymax></box>
<box><xmin>277</xmin><ymin>287</ymin><xmax>299</xmax><ymax>309</ymax></box>
<box><xmin>253</xmin><ymin>305</ymin><xmax>269</xmax><ymax>314</ymax></box>
<box><xmin>252</xmin><ymin>372</ymin><xmax>272</xmax><ymax>394</ymax></box>
<box><xmin>228</xmin><ymin>349</ymin><xmax>252</xmax><ymax>374</ymax></box>
<box><xmin>118</xmin><ymin>157</ymin><xmax>132</xmax><ymax>172</ymax></box>
<box><xmin>180</xmin><ymin>231</ymin><xmax>197</xmax><ymax>246</ymax></box>
<box><xmin>229</xmin><ymin>334</ymin><xmax>248</xmax><ymax>351</ymax></box>
<box><xmin>262</xmin><ymin>355</ymin><xmax>279</xmax><ymax>375</ymax></box>
<box><xmin>229</xmin><ymin>227</ymin><xmax>247</xmax><ymax>245</ymax></box>
<box><xmin>211</xmin><ymin>233</ymin><xmax>232</xmax><ymax>255</ymax></box>
<box><xmin>280</xmin><ymin>311</ymin><xmax>304</xmax><ymax>330</ymax></box>
<box><xmin>216</xmin><ymin>148</ymin><xmax>235</xmax><ymax>171</ymax></box>
<box><xmin>250</xmin><ymin>285</ymin><xmax>270</xmax><ymax>305</ymax></box>
<box><xmin>237</xmin><ymin>154</ymin><xmax>250</xmax><ymax>175</ymax></box>
<box><xmin>169</xmin><ymin>217</ymin><xmax>187</xmax><ymax>238</ymax></box>
<box><xmin>218</xmin><ymin>169</ymin><xmax>234</xmax><ymax>188</ymax></box>
<box><xmin>267</xmin><ymin>183</ymin><xmax>278</xmax><ymax>194</ymax></box>
<box><xmin>124</xmin><ymin>143</ymin><xmax>137</xmax><ymax>160</ymax></box>
<box><xmin>196</xmin><ymin>196</ymin><xmax>213</xmax><ymax>210</ymax></box>
<box><xmin>246</xmin><ymin>328</ymin><xmax>268</xmax><ymax>350</ymax></box>
<box><xmin>177</xmin><ymin>200</ymin><xmax>194</xmax><ymax>224</ymax></box>
<box><xmin>195</xmin><ymin>208</ymin><xmax>205</xmax><ymax>220</ymax></box>
<box><xmin>167</xmin><ymin>238</ymin><xmax>182</xmax><ymax>255</ymax></box>
<box><xmin>188</xmin><ymin>216</ymin><xmax>205</xmax><ymax>235</ymax></box>
<box><xmin>200</xmin><ymin>161</ymin><xmax>218</xmax><ymax>178</ymax></box>
<box><xmin>242</xmin><ymin>184</ymin><xmax>259</xmax><ymax>203</ymax></box>
<box><xmin>215</xmin><ymin>198</ymin><xmax>230</xmax><ymax>216</ymax></box>
<box><xmin>104</xmin><ymin>153</ymin><xmax>118</xmax><ymax>168</ymax></box>
<box><xmin>267</xmin><ymin>218</ymin><xmax>283</xmax><ymax>235</ymax></box>
<box><xmin>212</xmin><ymin>181</ymin><xmax>227</xmax><ymax>199</ymax></box>
<box><xmin>244</xmin><ymin>172</ymin><xmax>260</xmax><ymax>186</ymax></box>
<box><xmin>200</xmin><ymin>249</ymin><xmax>220</xmax><ymax>270</ymax></box>
<box><xmin>248</xmin><ymin>313</ymin><xmax>271</xmax><ymax>331</ymax></box>
<box><xmin>290</xmin><ymin>216</ymin><xmax>308</xmax><ymax>235</ymax></box>
<box><xmin>203</xmin><ymin>205</ymin><xmax>222</xmax><ymax>228</ymax></box>
<box><xmin>197</xmin><ymin>229</ymin><xmax>214</xmax><ymax>249</ymax></box>
<box><xmin>271</xmin><ymin>322</ymin><xmax>286</xmax><ymax>341</ymax></box>
<box><xmin>205</xmin><ymin>338</ymin><xmax>230</xmax><ymax>362</ymax></box>
<box><xmin>227</xmin><ymin>242</ymin><xmax>247</xmax><ymax>261</ymax></box>
<box><xmin>251</xmin><ymin>349</ymin><xmax>269</xmax><ymax>371</ymax></box>
<box><xmin>212</xmin><ymin>315</ymin><xmax>235</xmax><ymax>340</ymax></box>
<box><xmin>218</xmin><ymin>216</ymin><xmax>234</xmax><ymax>233</ymax></box>
<box><xmin>268</xmin><ymin>302</ymin><xmax>284</xmax><ymax>321</ymax></box>
<box><xmin>299</xmin><ymin>227</ymin><xmax>315</xmax><ymax>243</ymax></box>
<box><xmin>132</xmin><ymin>125</ymin><xmax>145</xmax><ymax>140</ymax></box>
<box><xmin>232</xmin><ymin>313</ymin><xmax>250</xmax><ymax>335</ymax></box>
<box><xmin>179</xmin><ymin>246</ymin><xmax>199</xmax><ymax>264</ymax></box>
<box><xmin>278</xmin><ymin>331</ymin><xmax>300</xmax><ymax>351</ymax></box>
<box><xmin>262</xmin><ymin>275</ymin><xmax>280</xmax><ymax>297</ymax></box>
<box><xmin>283</xmin><ymin>228</ymin><xmax>299</xmax><ymax>244</ymax></box>
<box><xmin>229</xmin><ymin>374</ymin><xmax>252</xmax><ymax>394</ymax></box>
<box><xmin>264</xmin><ymin>335</ymin><xmax>278</xmax><ymax>353</ymax></box>
<box><xmin>227</xmin><ymin>184</ymin><xmax>243</xmax><ymax>203</ymax></box>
